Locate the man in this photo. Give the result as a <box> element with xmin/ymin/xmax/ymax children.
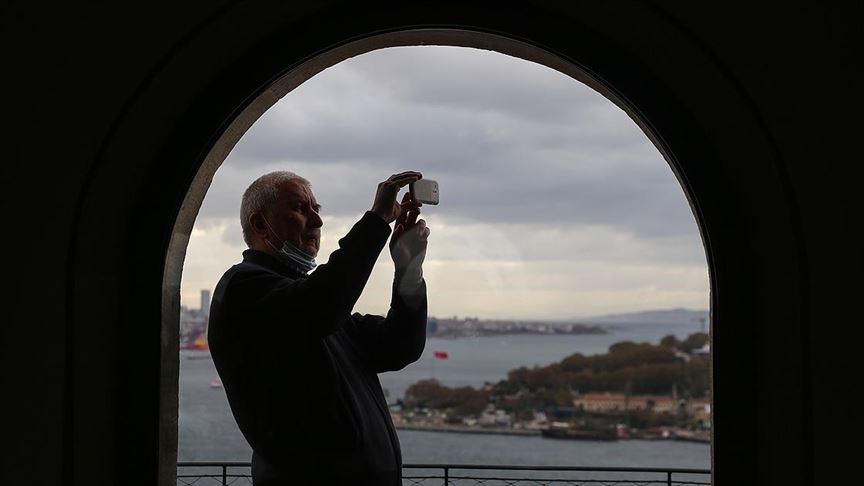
<box><xmin>208</xmin><ymin>170</ymin><xmax>430</xmax><ymax>485</ymax></box>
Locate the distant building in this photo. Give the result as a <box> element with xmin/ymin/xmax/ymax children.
<box><xmin>689</xmin><ymin>398</ymin><xmax>711</xmax><ymax>420</ymax></box>
<box><xmin>523</xmin><ymin>411</ymin><xmax>548</xmax><ymax>430</ymax></box>
<box><xmin>200</xmin><ymin>289</ymin><xmax>211</xmax><ymax>316</ymax></box>
<box><xmin>426</xmin><ymin>317</ymin><xmax>438</xmax><ymax>335</ymax></box>
<box><xmin>479</xmin><ymin>405</ymin><xmax>513</xmax><ymax>427</ymax></box>
<box><xmin>692</xmin><ymin>341</ymin><xmax>711</xmax><ymax>356</ymax></box>
<box><xmin>573</xmin><ymin>392</ymin><xmax>678</xmax><ymax>413</ymax></box>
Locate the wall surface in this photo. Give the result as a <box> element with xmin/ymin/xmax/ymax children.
<box><xmin>1</xmin><ymin>2</ymin><xmax>859</xmax><ymax>485</ymax></box>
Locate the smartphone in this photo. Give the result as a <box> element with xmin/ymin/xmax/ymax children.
<box><xmin>409</xmin><ymin>179</ymin><xmax>439</xmax><ymax>205</ymax></box>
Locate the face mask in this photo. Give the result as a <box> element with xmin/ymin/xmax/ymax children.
<box><xmin>262</xmin><ymin>217</ymin><xmax>317</xmax><ymax>274</ymax></box>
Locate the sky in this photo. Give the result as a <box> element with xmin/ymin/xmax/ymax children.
<box><xmin>180</xmin><ymin>46</ymin><xmax>709</xmax><ymax>320</ymax></box>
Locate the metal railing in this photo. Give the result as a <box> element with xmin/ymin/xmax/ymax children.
<box><xmin>177</xmin><ymin>462</ymin><xmax>711</xmax><ymax>485</ymax></box>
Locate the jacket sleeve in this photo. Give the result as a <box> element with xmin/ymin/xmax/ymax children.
<box><xmin>226</xmin><ymin>211</ymin><xmax>392</xmax><ymax>340</ymax></box>
<box><xmin>350</xmin><ymin>274</ymin><xmax>428</xmax><ymax>372</ymax></box>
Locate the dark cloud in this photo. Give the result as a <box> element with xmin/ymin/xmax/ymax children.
<box><xmin>342</xmin><ymin>46</ymin><xmax>605</xmax><ymax>124</ymax></box>
<box><xmin>198</xmin><ymin>45</ymin><xmax>702</xmax><ymax>247</ymax></box>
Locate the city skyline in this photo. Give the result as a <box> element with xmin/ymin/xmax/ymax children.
<box><xmin>181</xmin><ymin>287</ymin><xmax>707</xmax><ymax>323</ymax></box>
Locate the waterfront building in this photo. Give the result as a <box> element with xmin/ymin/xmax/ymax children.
<box><xmin>573</xmin><ymin>392</ymin><xmax>678</xmax><ymax>413</ymax></box>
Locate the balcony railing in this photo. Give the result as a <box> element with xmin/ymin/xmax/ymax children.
<box><xmin>177</xmin><ymin>461</ymin><xmax>711</xmax><ymax>485</ymax></box>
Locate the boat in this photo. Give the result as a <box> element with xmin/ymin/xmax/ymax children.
<box><xmin>541</xmin><ymin>427</ymin><xmax>617</xmax><ymax>441</ymax></box>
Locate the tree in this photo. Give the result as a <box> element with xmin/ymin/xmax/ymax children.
<box><xmin>404</xmin><ymin>379</ymin><xmax>490</xmax><ymax>417</ymax></box>
<box><xmin>680</xmin><ymin>332</ymin><xmax>709</xmax><ymax>353</ymax></box>
<box><xmin>407</xmin><ymin>334</ymin><xmax>712</xmax><ymax>424</ymax></box>
<box><xmin>660</xmin><ymin>334</ymin><xmax>679</xmax><ymax>348</ymax></box>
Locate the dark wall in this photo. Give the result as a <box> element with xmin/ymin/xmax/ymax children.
<box><xmin>1</xmin><ymin>2</ymin><xmax>858</xmax><ymax>485</ymax></box>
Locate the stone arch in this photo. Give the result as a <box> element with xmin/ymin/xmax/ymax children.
<box><xmin>61</xmin><ymin>6</ymin><xmax>805</xmax><ymax>485</ymax></box>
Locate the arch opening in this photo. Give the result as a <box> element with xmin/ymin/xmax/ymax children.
<box><xmin>163</xmin><ymin>28</ymin><xmax>713</xmax><ymax>481</ymax></box>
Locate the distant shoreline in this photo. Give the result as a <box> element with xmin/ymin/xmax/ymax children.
<box><xmin>395</xmin><ymin>423</ymin><xmax>541</xmax><ymax>437</ymax></box>
<box><xmin>395</xmin><ymin>424</ymin><xmax>710</xmax><ymax>443</ymax></box>
<box><xmin>429</xmin><ymin>330</ymin><xmax>608</xmax><ymax>339</ymax></box>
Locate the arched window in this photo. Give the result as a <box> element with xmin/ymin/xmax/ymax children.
<box><xmin>168</xmin><ymin>31</ymin><xmax>712</xmax><ymax>483</ymax></box>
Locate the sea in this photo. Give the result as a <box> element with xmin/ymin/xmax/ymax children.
<box><xmin>178</xmin><ymin>321</ymin><xmax>710</xmax><ymax>471</ymax></box>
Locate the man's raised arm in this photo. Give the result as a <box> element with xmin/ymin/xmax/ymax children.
<box><xmin>350</xmin><ymin>191</ymin><xmax>432</xmax><ymax>371</ymax></box>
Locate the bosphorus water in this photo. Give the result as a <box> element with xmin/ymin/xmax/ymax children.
<box><xmin>179</xmin><ymin>321</ymin><xmax>710</xmax><ymax>469</ymax></box>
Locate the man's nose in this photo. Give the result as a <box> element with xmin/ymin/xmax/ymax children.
<box><xmin>309</xmin><ymin>208</ymin><xmax>323</xmax><ymax>227</ymax></box>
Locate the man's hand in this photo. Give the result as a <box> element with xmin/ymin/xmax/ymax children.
<box><xmin>390</xmin><ymin>192</ymin><xmax>430</xmax><ymax>274</ymax></box>
<box><xmin>371</xmin><ymin>171</ymin><xmax>422</xmax><ymax>223</ymax></box>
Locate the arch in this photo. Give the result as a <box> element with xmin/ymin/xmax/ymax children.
<box><xmin>62</xmin><ymin>5</ymin><xmax>806</xmax><ymax>485</ymax></box>
<box><xmin>168</xmin><ymin>29</ymin><xmax>713</xmax><ymax>469</ymax></box>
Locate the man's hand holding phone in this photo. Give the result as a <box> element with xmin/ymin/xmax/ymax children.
<box><xmin>390</xmin><ymin>192</ymin><xmax>429</xmax><ymax>274</ymax></box>
<box><xmin>370</xmin><ymin>171</ymin><xmax>433</xmax><ymax>281</ymax></box>
<box><xmin>371</xmin><ymin>171</ymin><xmax>422</xmax><ymax>223</ymax></box>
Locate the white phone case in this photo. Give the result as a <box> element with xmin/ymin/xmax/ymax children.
<box><xmin>410</xmin><ymin>179</ymin><xmax>439</xmax><ymax>205</ymax></box>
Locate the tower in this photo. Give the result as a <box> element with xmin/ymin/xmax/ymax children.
<box><xmin>200</xmin><ymin>289</ymin><xmax>211</xmax><ymax>316</ymax></box>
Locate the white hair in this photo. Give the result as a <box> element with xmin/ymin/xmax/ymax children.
<box><xmin>240</xmin><ymin>171</ymin><xmax>311</xmax><ymax>246</ymax></box>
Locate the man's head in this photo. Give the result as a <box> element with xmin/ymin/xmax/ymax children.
<box><xmin>241</xmin><ymin>171</ymin><xmax>323</xmax><ymax>258</ymax></box>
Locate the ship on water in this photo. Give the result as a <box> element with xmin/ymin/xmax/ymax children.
<box><xmin>540</xmin><ymin>422</ymin><xmax>617</xmax><ymax>441</ymax></box>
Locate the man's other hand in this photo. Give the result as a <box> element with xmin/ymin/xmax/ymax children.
<box><xmin>371</xmin><ymin>171</ymin><xmax>422</xmax><ymax>223</ymax></box>
<box><xmin>390</xmin><ymin>192</ymin><xmax>430</xmax><ymax>272</ymax></box>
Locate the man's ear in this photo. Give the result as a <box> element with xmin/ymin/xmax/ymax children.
<box><xmin>249</xmin><ymin>212</ymin><xmax>270</xmax><ymax>241</ymax></box>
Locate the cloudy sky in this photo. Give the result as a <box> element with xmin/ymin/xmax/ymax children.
<box><xmin>181</xmin><ymin>46</ymin><xmax>708</xmax><ymax>320</ymax></box>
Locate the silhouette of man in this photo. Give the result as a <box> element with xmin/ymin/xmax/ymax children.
<box><xmin>208</xmin><ymin>170</ymin><xmax>430</xmax><ymax>485</ymax></box>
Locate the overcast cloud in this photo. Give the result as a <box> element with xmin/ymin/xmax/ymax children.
<box><xmin>182</xmin><ymin>46</ymin><xmax>708</xmax><ymax>319</ymax></box>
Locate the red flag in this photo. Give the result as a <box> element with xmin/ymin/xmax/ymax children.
<box><xmin>433</xmin><ymin>351</ymin><xmax>449</xmax><ymax>359</ymax></box>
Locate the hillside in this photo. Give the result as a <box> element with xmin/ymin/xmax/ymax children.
<box><xmin>572</xmin><ymin>308</ymin><xmax>709</xmax><ymax>326</ymax></box>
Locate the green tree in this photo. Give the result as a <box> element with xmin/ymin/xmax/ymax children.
<box><xmin>660</xmin><ymin>334</ymin><xmax>679</xmax><ymax>348</ymax></box>
<box><xmin>680</xmin><ymin>332</ymin><xmax>709</xmax><ymax>353</ymax></box>
<box><xmin>405</xmin><ymin>379</ymin><xmax>490</xmax><ymax>416</ymax></box>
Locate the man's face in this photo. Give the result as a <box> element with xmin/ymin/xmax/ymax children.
<box><xmin>266</xmin><ymin>180</ymin><xmax>323</xmax><ymax>258</ymax></box>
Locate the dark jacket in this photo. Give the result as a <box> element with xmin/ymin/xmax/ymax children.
<box><xmin>208</xmin><ymin>211</ymin><xmax>428</xmax><ymax>485</ymax></box>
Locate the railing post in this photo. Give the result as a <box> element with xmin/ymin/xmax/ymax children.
<box><xmin>443</xmin><ymin>465</ymin><xmax>449</xmax><ymax>485</ymax></box>
<box><xmin>666</xmin><ymin>470</ymin><xmax>672</xmax><ymax>486</ymax></box>
<box><xmin>222</xmin><ymin>465</ymin><xmax>228</xmax><ymax>486</ymax></box>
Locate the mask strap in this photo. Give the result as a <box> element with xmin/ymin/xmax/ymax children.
<box><xmin>261</xmin><ymin>216</ymin><xmax>283</xmax><ymax>244</ymax></box>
